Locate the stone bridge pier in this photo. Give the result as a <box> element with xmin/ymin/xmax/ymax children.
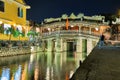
<box><xmin>76</xmin><ymin>37</ymin><xmax>99</xmax><ymax>61</ymax></box>
<box><xmin>76</xmin><ymin>38</ymin><xmax>98</xmax><ymax>53</ymax></box>
<box><xmin>42</xmin><ymin>38</ymin><xmax>67</xmax><ymax>52</ymax></box>
<box><xmin>55</xmin><ymin>38</ymin><xmax>64</xmax><ymax>52</ymax></box>
<box><xmin>42</xmin><ymin>37</ymin><xmax>99</xmax><ymax>55</ymax></box>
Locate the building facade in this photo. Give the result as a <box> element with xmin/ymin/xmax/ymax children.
<box><xmin>0</xmin><ymin>0</ymin><xmax>30</xmax><ymax>40</ymax></box>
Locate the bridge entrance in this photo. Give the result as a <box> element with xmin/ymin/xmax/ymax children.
<box><xmin>67</xmin><ymin>41</ymin><xmax>76</xmax><ymax>52</ymax></box>
<box><xmin>66</xmin><ymin>39</ymin><xmax>76</xmax><ymax>52</ymax></box>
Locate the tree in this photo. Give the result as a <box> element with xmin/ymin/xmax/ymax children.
<box><xmin>6</xmin><ymin>27</ymin><xmax>15</xmax><ymax>42</ymax></box>
<box><xmin>0</xmin><ymin>25</ymin><xmax>4</xmax><ymax>33</ymax></box>
<box><xmin>27</xmin><ymin>31</ymin><xmax>38</xmax><ymax>42</ymax></box>
<box><xmin>111</xmin><ymin>24</ymin><xmax>119</xmax><ymax>40</ymax></box>
<box><xmin>13</xmin><ymin>30</ymin><xmax>25</xmax><ymax>41</ymax></box>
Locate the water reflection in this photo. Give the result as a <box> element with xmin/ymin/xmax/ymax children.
<box><xmin>0</xmin><ymin>51</ymin><xmax>86</xmax><ymax>80</ymax></box>
<box><xmin>1</xmin><ymin>68</ymin><xmax>10</xmax><ymax>80</ymax></box>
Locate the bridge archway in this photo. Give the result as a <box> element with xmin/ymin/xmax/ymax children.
<box><xmin>66</xmin><ymin>39</ymin><xmax>76</xmax><ymax>52</ymax></box>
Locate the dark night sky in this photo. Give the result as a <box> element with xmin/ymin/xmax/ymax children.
<box><xmin>24</xmin><ymin>0</ymin><xmax>120</xmax><ymax>22</ymax></box>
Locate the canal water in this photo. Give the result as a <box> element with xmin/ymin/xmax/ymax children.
<box><xmin>0</xmin><ymin>51</ymin><xmax>85</xmax><ymax>80</ymax></box>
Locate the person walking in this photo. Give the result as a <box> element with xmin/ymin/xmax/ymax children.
<box><xmin>99</xmin><ymin>34</ymin><xmax>105</xmax><ymax>48</ymax></box>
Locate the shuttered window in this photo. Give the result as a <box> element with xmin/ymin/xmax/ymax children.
<box><xmin>18</xmin><ymin>7</ymin><xmax>23</xmax><ymax>18</ymax></box>
<box><xmin>0</xmin><ymin>1</ymin><xmax>4</xmax><ymax>12</ymax></box>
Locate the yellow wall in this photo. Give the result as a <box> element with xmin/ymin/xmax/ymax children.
<box><xmin>16</xmin><ymin>0</ymin><xmax>25</xmax><ymax>4</ymax></box>
<box><xmin>0</xmin><ymin>0</ymin><xmax>27</xmax><ymax>25</ymax></box>
<box><xmin>0</xmin><ymin>0</ymin><xmax>30</xmax><ymax>41</ymax></box>
<box><xmin>0</xmin><ymin>33</ymin><xmax>28</xmax><ymax>41</ymax></box>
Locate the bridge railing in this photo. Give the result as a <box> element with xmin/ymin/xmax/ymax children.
<box><xmin>42</xmin><ymin>30</ymin><xmax>100</xmax><ymax>37</ymax></box>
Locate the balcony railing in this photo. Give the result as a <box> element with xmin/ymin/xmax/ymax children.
<box><xmin>42</xmin><ymin>30</ymin><xmax>100</xmax><ymax>38</ymax></box>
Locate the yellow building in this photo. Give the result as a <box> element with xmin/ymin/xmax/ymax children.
<box><xmin>0</xmin><ymin>0</ymin><xmax>30</xmax><ymax>41</ymax></box>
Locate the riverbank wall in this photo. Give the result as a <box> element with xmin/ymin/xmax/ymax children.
<box><xmin>70</xmin><ymin>46</ymin><xmax>120</xmax><ymax>80</ymax></box>
<box><xmin>0</xmin><ymin>47</ymin><xmax>31</xmax><ymax>57</ymax></box>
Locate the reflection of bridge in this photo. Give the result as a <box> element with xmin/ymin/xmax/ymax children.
<box><xmin>41</xmin><ymin>30</ymin><xmax>99</xmax><ymax>56</ymax></box>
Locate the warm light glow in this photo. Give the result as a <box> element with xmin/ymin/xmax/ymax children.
<box><xmin>36</xmin><ymin>27</ymin><xmax>40</xmax><ymax>32</ymax></box>
<box><xmin>48</xmin><ymin>28</ymin><xmax>50</xmax><ymax>31</ymax></box>
<box><xmin>13</xmin><ymin>24</ymin><xmax>16</xmax><ymax>26</ymax></box>
<box><xmin>71</xmin><ymin>25</ymin><xmax>74</xmax><ymax>27</ymax></box>
<box><xmin>100</xmin><ymin>26</ymin><xmax>110</xmax><ymax>34</ymax></box>
<box><xmin>69</xmin><ymin>71</ymin><xmax>74</xmax><ymax>78</ymax></box>
<box><xmin>52</xmin><ymin>29</ymin><xmax>54</xmax><ymax>31</ymax></box>
<box><xmin>0</xmin><ymin>21</ymin><xmax>3</xmax><ymax>24</ymax></box>
<box><xmin>95</xmin><ymin>28</ymin><xmax>99</xmax><ymax>31</ymax></box>
<box><xmin>34</xmin><ymin>65</ymin><xmax>39</xmax><ymax>80</ymax></box>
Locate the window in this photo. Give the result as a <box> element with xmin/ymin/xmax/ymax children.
<box><xmin>18</xmin><ymin>7</ymin><xmax>23</xmax><ymax>18</ymax></box>
<box><xmin>0</xmin><ymin>1</ymin><xmax>4</xmax><ymax>12</ymax></box>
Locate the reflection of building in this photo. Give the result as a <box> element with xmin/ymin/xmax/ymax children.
<box><xmin>0</xmin><ymin>0</ymin><xmax>30</xmax><ymax>40</ymax></box>
<box><xmin>1</xmin><ymin>68</ymin><xmax>10</xmax><ymax>80</ymax></box>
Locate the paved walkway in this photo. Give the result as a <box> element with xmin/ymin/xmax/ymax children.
<box><xmin>70</xmin><ymin>46</ymin><xmax>120</xmax><ymax>80</ymax></box>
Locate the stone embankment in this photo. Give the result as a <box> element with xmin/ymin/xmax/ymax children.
<box><xmin>70</xmin><ymin>46</ymin><xmax>120</xmax><ymax>80</ymax></box>
<box><xmin>0</xmin><ymin>47</ymin><xmax>31</xmax><ymax>57</ymax></box>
